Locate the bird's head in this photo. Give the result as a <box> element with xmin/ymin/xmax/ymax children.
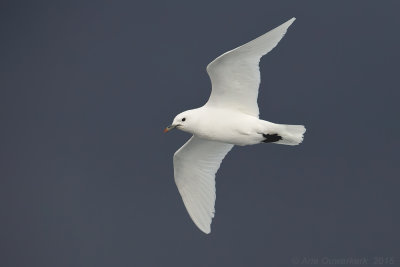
<box><xmin>164</xmin><ymin>109</ymin><xmax>199</xmax><ymax>134</ymax></box>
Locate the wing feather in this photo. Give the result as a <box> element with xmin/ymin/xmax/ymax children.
<box><xmin>206</xmin><ymin>17</ymin><xmax>296</xmax><ymax>117</ymax></box>
<box><xmin>173</xmin><ymin>136</ymin><xmax>233</xmax><ymax>234</ymax></box>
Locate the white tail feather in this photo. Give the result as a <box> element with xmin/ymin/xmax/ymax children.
<box><xmin>275</xmin><ymin>124</ymin><xmax>306</xmax><ymax>145</ymax></box>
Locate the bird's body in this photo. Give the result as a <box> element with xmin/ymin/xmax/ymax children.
<box><xmin>178</xmin><ymin>106</ymin><xmax>304</xmax><ymax>146</ymax></box>
<box><xmin>164</xmin><ymin>17</ymin><xmax>306</xmax><ymax>234</ymax></box>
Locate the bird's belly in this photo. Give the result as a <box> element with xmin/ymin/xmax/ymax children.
<box><xmin>195</xmin><ymin>118</ymin><xmax>264</xmax><ymax>146</ymax></box>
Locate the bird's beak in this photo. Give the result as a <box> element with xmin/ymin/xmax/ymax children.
<box><xmin>163</xmin><ymin>125</ymin><xmax>177</xmax><ymax>133</ymax></box>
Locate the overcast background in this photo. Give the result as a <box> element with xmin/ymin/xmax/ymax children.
<box><xmin>0</xmin><ymin>1</ymin><xmax>399</xmax><ymax>266</ymax></box>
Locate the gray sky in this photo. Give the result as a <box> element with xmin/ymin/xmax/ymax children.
<box><xmin>0</xmin><ymin>1</ymin><xmax>399</xmax><ymax>266</ymax></box>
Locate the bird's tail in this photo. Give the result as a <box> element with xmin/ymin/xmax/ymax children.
<box><xmin>267</xmin><ymin>124</ymin><xmax>306</xmax><ymax>146</ymax></box>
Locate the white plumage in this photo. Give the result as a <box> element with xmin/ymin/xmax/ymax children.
<box><xmin>173</xmin><ymin>136</ymin><xmax>233</xmax><ymax>234</ymax></box>
<box><xmin>206</xmin><ymin>17</ymin><xmax>296</xmax><ymax>117</ymax></box>
<box><xmin>165</xmin><ymin>17</ymin><xmax>305</xmax><ymax>234</ymax></box>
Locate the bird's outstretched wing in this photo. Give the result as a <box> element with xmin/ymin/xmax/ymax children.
<box><xmin>205</xmin><ymin>17</ymin><xmax>296</xmax><ymax>117</ymax></box>
<box><xmin>173</xmin><ymin>136</ymin><xmax>233</xmax><ymax>234</ymax></box>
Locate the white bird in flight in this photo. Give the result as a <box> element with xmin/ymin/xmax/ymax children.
<box><xmin>164</xmin><ymin>17</ymin><xmax>305</xmax><ymax>234</ymax></box>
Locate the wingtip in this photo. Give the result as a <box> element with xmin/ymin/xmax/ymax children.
<box><xmin>277</xmin><ymin>17</ymin><xmax>296</xmax><ymax>30</ymax></box>
<box><xmin>287</xmin><ymin>17</ymin><xmax>296</xmax><ymax>25</ymax></box>
<box><xmin>197</xmin><ymin>224</ymin><xmax>211</xmax><ymax>234</ymax></box>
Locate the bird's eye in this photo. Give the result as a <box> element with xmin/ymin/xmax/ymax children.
<box><xmin>182</xmin><ymin>118</ymin><xmax>186</xmax><ymax>122</ymax></box>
